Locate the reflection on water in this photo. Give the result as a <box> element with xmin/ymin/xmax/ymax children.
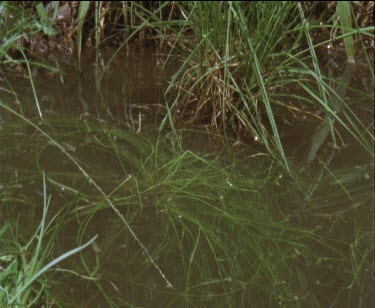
<box><xmin>0</xmin><ymin>48</ymin><xmax>374</xmax><ymax>307</ymax></box>
<box><xmin>1</xmin><ymin>45</ymin><xmax>171</xmax><ymax>133</ymax></box>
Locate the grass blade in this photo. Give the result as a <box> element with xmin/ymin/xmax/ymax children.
<box><xmin>77</xmin><ymin>1</ymin><xmax>90</xmax><ymax>71</ymax></box>
<box><xmin>337</xmin><ymin>1</ymin><xmax>355</xmax><ymax>63</ymax></box>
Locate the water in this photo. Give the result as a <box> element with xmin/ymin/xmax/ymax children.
<box><xmin>0</xmin><ymin>47</ymin><xmax>374</xmax><ymax>307</ymax></box>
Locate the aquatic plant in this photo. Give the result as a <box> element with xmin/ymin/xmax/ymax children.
<box><xmin>158</xmin><ymin>1</ymin><xmax>374</xmax><ymax>170</ymax></box>
<box><xmin>1</xmin><ymin>1</ymin><xmax>373</xmax><ymax>170</ymax></box>
<box><xmin>0</xmin><ymin>172</ymin><xmax>96</xmax><ymax>307</ymax></box>
<box><xmin>0</xmin><ymin>1</ymin><xmax>373</xmax><ymax>306</ymax></box>
<box><xmin>1</xmin><ymin>110</ymin><xmax>372</xmax><ymax>306</ymax></box>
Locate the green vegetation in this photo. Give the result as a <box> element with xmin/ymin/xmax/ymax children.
<box><xmin>1</xmin><ymin>1</ymin><xmax>373</xmax><ymax>167</ymax></box>
<box><xmin>1</xmin><ymin>114</ymin><xmax>373</xmax><ymax>306</ymax></box>
<box><xmin>0</xmin><ymin>172</ymin><xmax>96</xmax><ymax>307</ymax></box>
<box><xmin>336</xmin><ymin>1</ymin><xmax>355</xmax><ymax>62</ymax></box>
<box><xmin>0</xmin><ymin>1</ymin><xmax>373</xmax><ymax>307</ymax></box>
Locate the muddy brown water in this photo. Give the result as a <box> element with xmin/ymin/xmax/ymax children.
<box><xmin>0</xmin><ymin>47</ymin><xmax>374</xmax><ymax>307</ymax></box>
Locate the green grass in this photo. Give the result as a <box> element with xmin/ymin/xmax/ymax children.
<box><xmin>1</xmin><ymin>1</ymin><xmax>373</xmax><ymax>171</ymax></box>
<box><xmin>0</xmin><ymin>172</ymin><xmax>96</xmax><ymax>307</ymax></box>
<box><xmin>0</xmin><ymin>1</ymin><xmax>374</xmax><ymax>306</ymax></box>
<box><xmin>0</xmin><ymin>110</ymin><xmax>372</xmax><ymax>306</ymax></box>
<box><xmin>336</xmin><ymin>1</ymin><xmax>355</xmax><ymax>62</ymax></box>
<box><xmin>154</xmin><ymin>1</ymin><xmax>374</xmax><ymax>170</ymax></box>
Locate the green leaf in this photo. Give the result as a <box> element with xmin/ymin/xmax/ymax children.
<box><xmin>336</xmin><ymin>1</ymin><xmax>355</xmax><ymax>63</ymax></box>
<box><xmin>36</xmin><ymin>3</ymin><xmax>57</xmax><ymax>36</ymax></box>
<box><xmin>77</xmin><ymin>1</ymin><xmax>90</xmax><ymax>70</ymax></box>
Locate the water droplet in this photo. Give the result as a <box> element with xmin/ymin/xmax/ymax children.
<box><xmin>226</xmin><ymin>178</ymin><xmax>233</xmax><ymax>187</ymax></box>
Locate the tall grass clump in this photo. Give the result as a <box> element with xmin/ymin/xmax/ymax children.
<box><xmin>2</xmin><ymin>2</ymin><xmax>373</xmax><ymax>172</ymax></box>
<box><xmin>159</xmin><ymin>1</ymin><xmax>374</xmax><ymax>170</ymax></box>
<box><xmin>161</xmin><ymin>2</ymin><xmax>299</xmax><ymax>170</ymax></box>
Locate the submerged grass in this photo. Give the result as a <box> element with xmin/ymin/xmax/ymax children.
<box><xmin>0</xmin><ymin>108</ymin><xmax>372</xmax><ymax>306</ymax></box>
<box><xmin>0</xmin><ymin>1</ymin><xmax>374</xmax><ymax>306</ymax></box>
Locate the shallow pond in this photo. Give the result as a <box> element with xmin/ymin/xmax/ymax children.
<box><xmin>0</xmin><ymin>47</ymin><xmax>374</xmax><ymax>307</ymax></box>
